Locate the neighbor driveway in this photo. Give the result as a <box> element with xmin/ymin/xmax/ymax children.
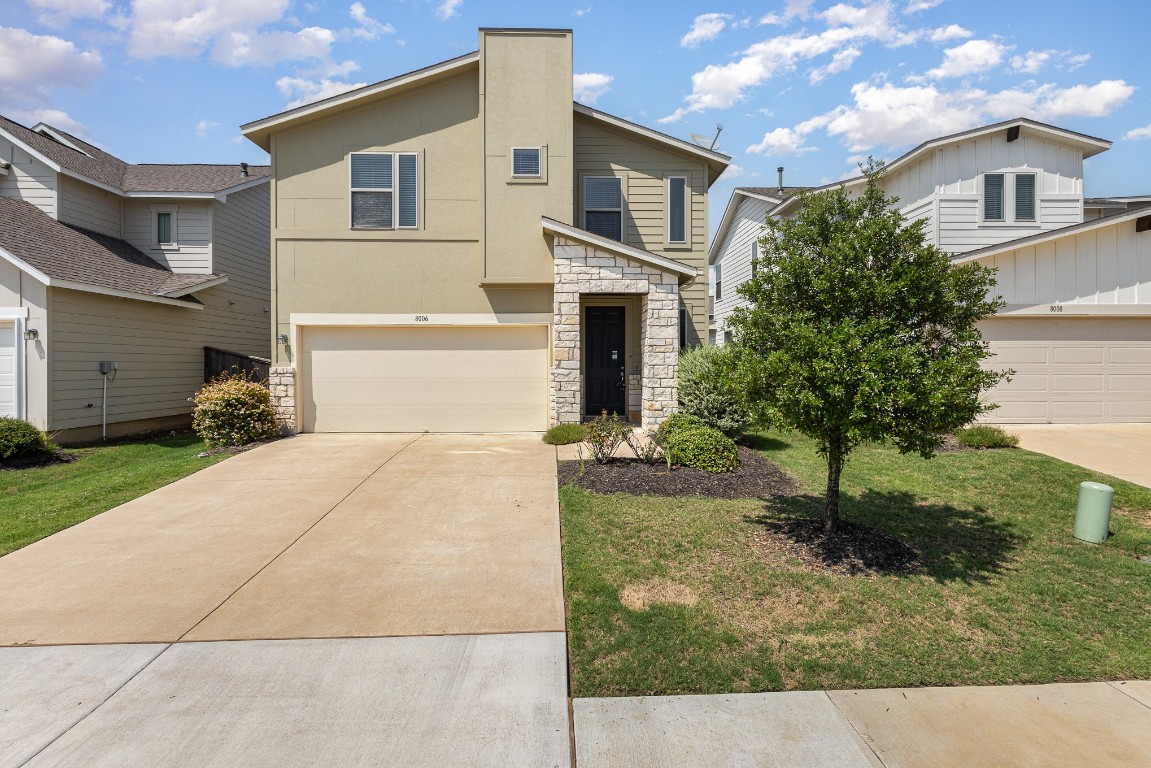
<box><xmin>1008</xmin><ymin>424</ymin><xmax>1151</xmax><ymax>488</ymax></box>
<box><xmin>0</xmin><ymin>434</ymin><xmax>570</xmax><ymax>767</ymax></box>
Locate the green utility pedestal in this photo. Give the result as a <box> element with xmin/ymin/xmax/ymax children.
<box><xmin>1074</xmin><ymin>482</ymin><xmax>1114</xmax><ymax>544</ymax></box>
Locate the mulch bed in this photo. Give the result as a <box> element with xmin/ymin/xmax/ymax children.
<box><xmin>752</xmin><ymin>518</ymin><xmax>922</xmax><ymax>577</ymax></box>
<box><xmin>935</xmin><ymin>435</ymin><xmax>975</xmax><ymax>454</ymax></box>
<box><xmin>0</xmin><ymin>451</ymin><xmax>76</xmax><ymax>471</ymax></box>
<box><xmin>558</xmin><ymin>445</ymin><xmax>801</xmax><ymax>499</ymax></box>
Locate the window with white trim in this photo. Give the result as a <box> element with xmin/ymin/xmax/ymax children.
<box><xmin>152</xmin><ymin>207</ymin><xmax>177</xmax><ymax>248</ymax></box>
<box><xmin>584</xmin><ymin>176</ymin><xmax>623</xmax><ymax>241</ymax></box>
<box><xmin>750</xmin><ymin>240</ymin><xmax>758</xmax><ymax>278</ymax></box>
<box><xmin>1015</xmin><ymin>173</ymin><xmax>1036</xmax><ymax>222</ymax></box>
<box><xmin>511</xmin><ymin>147</ymin><xmax>541</xmax><ymax>178</ymax></box>
<box><xmin>350</xmin><ymin>152</ymin><xmax>419</xmax><ymax>229</ymax></box>
<box><xmin>714</xmin><ymin>261</ymin><xmax>722</xmax><ymax>300</ymax></box>
<box><xmin>984</xmin><ymin>171</ymin><xmax>1037</xmax><ymax>223</ymax></box>
<box><xmin>667</xmin><ymin>176</ymin><xmax>687</xmax><ymax>244</ymax></box>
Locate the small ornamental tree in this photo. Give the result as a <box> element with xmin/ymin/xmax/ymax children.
<box><xmin>728</xmin><ymin>160</ymin><xmax>1008</xmax><ymax>534</ymax></box>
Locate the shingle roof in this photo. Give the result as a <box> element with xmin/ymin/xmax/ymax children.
<box><xmin>0</xmin><ymin>197</ymin><xmax>220</xmax><ymax>298</ymax></box>
<box><xmin>0</xmin><ymin>115</ymin><xmax>269</xmax><ymax>194</ymax></box>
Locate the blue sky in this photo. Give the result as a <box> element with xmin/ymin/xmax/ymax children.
<box><xmin>4</xmin><ymin>0</ymin><xmax>1150</xmax><ymax>234</ymax></box>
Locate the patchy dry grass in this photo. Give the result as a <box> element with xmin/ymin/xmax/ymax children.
<box><xmin>561</xmin><ymin>431</ymin><xmax>1151</xmax><ymax>696</ymax></box>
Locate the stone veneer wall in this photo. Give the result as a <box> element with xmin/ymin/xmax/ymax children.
<box><xmin>552</xmin><ymin>236</ymin><xmax>680</xmax><ymax>429</ymax></box>
<box><xmin>268</xmin><ymin>366</ymin><xmax>296</xmax><ymax>433</ymax></box>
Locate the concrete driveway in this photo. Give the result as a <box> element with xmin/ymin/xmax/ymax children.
<box><xmin>0</xmin><ymin>434</ymin><xmax>570</xmax><ymax>767</ymax></box>
<box><xmin>1007</xmin><ymin>424</ymin><xmax>1151</xmax><ymax>488</ymax></box>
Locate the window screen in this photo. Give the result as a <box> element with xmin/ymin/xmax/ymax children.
<box><xmin>512</xmin><ymin>148</ymin><xmax>541</xmax><ymax>177</ymax></box>
<box><xmin>1015</xmin><ymin>173</ymin><xmax>1036</xmax><ymax>221</ymax></box>
<box><xmin>351</xmin><ymin>153</ymin><xmax>394</xmax><ymax>229</ymax></box>
<box><xmin>751</xmin><ymin>240</ymin><xmax>758</xmax><ymax>278</ymax></box>
<box><xmin>156</xmin><ymin>212</ymin><xmax>172</xmax><ymax>244</ymax></box>
<box><xmin>668</xmin><ymin>177</ymin><xmax>686</xmax><ymax>243</ymax></box>
<box><xmin>584</xmin><ymin>177</ymin><xmax>623</xmax><ymax>241</ymax></box>
<box><xmin>398</xmin><ymin>154</ymin><xmax>418</xmax><ymax>228</ymax></box>
<box><xmin>715</xmin><ymin>262</ymin><xmax>722</xmax><ymax>300</ymax></box>
<box><xmin>984</xmin><ymin>173</ymin><xmax>1005</xmax><ymax>221</ymax></box>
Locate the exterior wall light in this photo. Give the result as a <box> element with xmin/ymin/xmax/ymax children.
<box><xmin>277</xmin><ymin>333</ymin><xmax>290</xmax><ymax>344</ymax></box>
<box><xmin>23</xmin><ymin>328</ymin><xmax>39</xmax><ymax>341</ymax></box>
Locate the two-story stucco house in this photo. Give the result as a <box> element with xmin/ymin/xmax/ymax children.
<box><xmin>710</xmin><ymin>118</ymin><xmax>1151</xmax><ymax>424</ymax></box>
<box><xmin>241</xmin><ymin>28</ymin><xmax>729</xmax><ymax>433</ymax></box>
<box><xmin>0</xmin><ymin>116</ymin><xmax>271</xmax><ymax>442</ymax></box>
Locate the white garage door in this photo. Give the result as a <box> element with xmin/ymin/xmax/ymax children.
<box><xmin>981</xmin><ymin>317</ymin><xmax>1151</xmax><ymax>423</ymax></box>
<box><xmin>0</xmin><ymin>321</ymin><xmax>17</xmax><ymax>418</ymax></box>
<box><xmin>300</xmin><ymin>325</ymin><xmax>549</xmax><ymax>433</ymax></box>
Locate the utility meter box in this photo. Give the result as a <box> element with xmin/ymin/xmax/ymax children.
<box><xmin>99</xmin><ymin>362</ymin><xmax>118</xmax><ymax>374</ymax></box>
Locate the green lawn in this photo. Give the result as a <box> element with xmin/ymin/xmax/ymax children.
<box><xmin>562</xmin><ymin>432</ymin><xmax>1151</xmax><ymax>697</ymax></box>
<box><xmin>0</xmin><ymin>433</ymin><xmax>227</xmax><ymax>557</ymax></box>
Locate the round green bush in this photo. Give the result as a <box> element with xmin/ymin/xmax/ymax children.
<box><xmin>191</xmin><ymin>373</ymin><xmax>280</xmax><ymax>447</ymax></box>
<box><xmin>0</xmin><ymin>417</ymin><xmax>51</xmax><ymax>460</ymax></box>
<box><xmin>666</xmin><ymin>425</ymin><xmax>740</xmax><ymax>473</ymax></box>
<box><xmin>954</xmin><ymin>424</ymin><xmax>1019</xmax><ymax>449</ymax></box>
<box><xmin>677</xmin><ymin>344</ymin><xmax>749</xmax><ymax>437</ymax></box>
<box><xmin>543</xmin><ymin>423</ymin><xmax>587</xmax><ymax>445</ymax></box>
<box><xmin>653</xmin><ymin>412</ymin><xmax>706</xmax><ymax>447</ymax></box>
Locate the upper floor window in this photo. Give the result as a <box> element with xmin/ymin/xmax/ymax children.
<box><xmin>750</xmin><ymin>240</ymin><xmax>758</xmax><ymax>278</ymax></box>
<box><xmin>153</xmin><ymin>207</ymin><xmax>177</xmax><ymax>248</ymax></box>
<box><xmin>984</xmin><ymin>172</ymin><xmax>1037</xmax><ymax>223</ymax></box>
<box><xmin>511</xmin><ymin>147</ymin><xmax>541</xmax><ymax>178</ymax></box>
<box><xmin>714</xmin><ymin>262</ymin><xmax>722</xmax><ymax>300</ymax></box>
<box><xmin>350</xmin><ymin>152</ymin><xmax>419</xmax><ymax>229</ymax></box>
<box><xmin>667</xmin><ymin>176</ymin><xmax>687</xmax><ymax>244</ymax></box>
<box><xmin>584</xmin><ymin>176</ymin><xmax>623</xmax><ymax>241</ymax></box>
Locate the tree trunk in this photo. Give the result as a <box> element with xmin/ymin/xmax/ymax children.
<box><xmin>824</xmin><ymin>440</ymin><xmax>843</xmax><ymax>535</ymax></box>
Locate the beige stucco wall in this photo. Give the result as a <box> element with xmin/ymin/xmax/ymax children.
<box><xmin>573</xmin><ymin>116</ymin><xmax>708</xmax><ymax>346</ymax></box>
<box><xmin>0</xmin><ymin>261</ymin><xmax>50</xmax><ymax>429</ymax></box>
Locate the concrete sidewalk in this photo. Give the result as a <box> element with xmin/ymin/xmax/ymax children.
<box><xmin>1008</xmin><ymin>423</ymin><xmax>1151</xmax><ymax>488</ymax></box>
<box><xmin>574</xmin><ymin>681</ymin><xmax>1151</xmax><ymax>767</ymax></box>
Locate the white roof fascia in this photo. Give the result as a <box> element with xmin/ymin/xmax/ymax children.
<box><xmin>952</xmin><ymin>207</ymin><xmax>1150</xmax><ymax>264</ymax></box>
<box><xmin>241</xmin><ymin>52</ymin><xmax>480</xmax><ymax>137</ymax></box>
<box><xmin>0</xmin><ymin>245</ymin><xmax>51</xmax><ymax>284</ymax></box>
<box><xmin>32</xmin><ymin>124</ymin><xmax>93</xmax><ymax>157</ymax></box>
<box><xmin>708</xmin><ymin>189</ymin><xmax>781</xmax><ymax>264</ymax></box>
<box><xmin>572</xmin><ymin>103</ymin><xmax>731</xmax><ymax>168</ymax></box>
<box><xmin>52</xmin><ymin>280</ymin><xmax>205</xmax><ymax>309</ymax></box>
<box><xmin>160</xmin><ymin>275</ymin><xmax>230</xmax><ymax>297</ymax></box>
<box><xmin>541</xmin><ymin>216</ymin><xmax>697</xmax><ymax>278</ymax></box>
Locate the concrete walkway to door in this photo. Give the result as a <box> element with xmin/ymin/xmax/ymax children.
<box><xmin>0</xmin><ymin>434</ymin><xmax>571</xmax><ymax>767</ymax></box>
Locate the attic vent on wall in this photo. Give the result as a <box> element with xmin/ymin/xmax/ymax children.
<box><xmin>1007</xmin><ymin>125</ymin><xmax>1021</xmax><ymax>142</ymax></box>
<box><xmin>1137</xmin><ymin>215</ymin><xmax>1151</xmax><ymax>233</ymax></box>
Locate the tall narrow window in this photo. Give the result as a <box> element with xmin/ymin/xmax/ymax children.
<box><xmin>750</xmin><ymin>240</ymin><xmax>759</xmax><ymax>278</ymax></box>
<box><xmin>511</xmin><ymin>147</ymin><xmax>541</xmax><ymax>178</ymax></box>
<box><xmin>1015</xmin><ymin>173</ymin><xmax>1036</xmax><ymax>222</ymax></box>
<box><xmin>156</xmin><ymin>212</ymin><xmax>173</xmax><ymax>245</ymax></box>
<box><xmin>351</xmin><ymin>153</ymin><xmax>393</xmax><ymax>228</ymax></box>
<box><xmin>715</xmin><ymin>262</ymin><xmax>722</xmax><ymax>301</ymax></box>
<box><xmin>397</xmin><ymin>153</ymin><xmax>419</xmax><ymax>228</ymax></box>
<box><xmin>584</xmin><ymin>176</ymin><xmax>623</xmax><ymax>241</ymax></box>
<box><xmin>679</xmin><ymin>307</ymin><xmax>688</xmax><ymax>349</ymax></box>
<box><xmin>983</xmin><ymin>173</ymin><xmax>1005</xmax><ymax>222</ymax></box>
<box><xmin>668</xmin><ymin>176</ymin><xmax>687</xmax><ymax>243</ymax></box>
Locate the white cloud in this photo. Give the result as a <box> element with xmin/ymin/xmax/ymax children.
<box><xmin>348</xmin><ymin>2</ymin><xmax>395</xmax><ymax>40</ymax></box>
<box><xmin>904</xmin><ymin>0</ymin><xmax>942</xmax><ymax>12</ymax></box>
<box><xmin>746</xmin><ymin>126</ymin><xmax>818</xmax><ymax>156</ymax></box>
<box><xmin>0</xmin><ymin>27</ymin><xmax>103</xmax><ymax>118</ymax></box>
<box><xmin>195</xmin><ymin>119</ymin><xmax>220</xmax><ymax>137</ymax></box>
<box><xmin>1065</xmin><ymin>53</ymin><xmax>1091</xmax><ymax>71</ymax></box>
<box><xmin>717</xmin><ymin>162</ymin><xmax>755</xmax><ymax>180</ymax></box>
<box><xmin>214</xmin><ymin>27</ymin><xmax>334</xmax><ymax>66</ymax></box>
<box><xmin>681</xmin><ymin>13</ymin><xmax>731</xmax><ymax>48</ymax></box>
<box><xmin>809</xmin><ymin>46</ymin><xmax>861</xmax><ymax>84</ymax></box>
<box><xmin>573</xmin><ymin>72</ymin><xmax>612</xmax><ymax>104</ymax></box>
<box><xmin>785</xmin><ymin>0</ymin><xmax>814</xmax><ymax>18</ymax></box>
<box><xmin>928</xmin><ymin>24</ymin><xmax>970</xmax><ymax>43</ymax></box>
<box><xmin>661</xmin><ymin>1</ymin><xmax>917</xmax><ymax>122</ymax></box>
<box><xmin>1124</xmin><ymin>123</ymin><xmax>1151</xmax><ymax>141</ymax></box>
<box><xmin>1011</xmin><ymin>49</ymin><xmax>1091</xmax><ymax>74</ymax></box>
<box><xmin>26</xmin><ymin>0</ymin><xmax>110</xmax><ymax>26</ymax></box>
<box><xmin>924</xmin><ymin>39</ymin><xmax>1008</xmax><ymax>79</ymax></box>
<box><xmin>573</xmin><ymin>6</ymin><xmax>591</xmax><ymax>17</ymax></box>
<box><xmin>434</xmin><ymin>0</ymin><xmax>461</xmax><ymax>20</ymax></box>
<box><xmin>276</xmin><ymin>75</ymin><xmax>368</xmax><ymax>109</ymax></box>
<box><xmin>814</xmin><ymin>78</ymin><xmax>1134</xmax><ymax>152</ymax></box>
<box><xmin>8</xmin><ymin>107</ymin><xmax>88</xmax><ymax>135</ymax></box>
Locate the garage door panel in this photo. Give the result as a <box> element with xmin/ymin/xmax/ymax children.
<box><xmin>302</xmin><ymin>325</ymin><xmax>548</xmax><ymax>433</ymax></box>
<box><xmin>981</xmin><ymin>318</ymin><xmax>1151</xmax><ymax>424</ymax></box>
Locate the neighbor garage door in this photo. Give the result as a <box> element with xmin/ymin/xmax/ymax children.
<box><xmin>300</xmin><ymin>325</ymin><xmax>548</xmax><ymax>432</ymax></box>
<box><xmin>981</xmin><ymin>317</ymin><xmax>1151</xmax><ymax>423</ymax></box>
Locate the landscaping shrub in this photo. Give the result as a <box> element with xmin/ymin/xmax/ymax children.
<box><xmin>955</xmin><ymin>424</ymin><xmax>1019</xmax><ymax>449</ymax></box>
<box><xmin>666</xmin><ymin>426</ymin><xmax>740</xmax><ymax>473</ymax></box>
<box><xmin>585</xmin><ymin>410</ymin><xmax>631</xmax><ymax>464</ymax></box>
<box><xmin>0</xmin><ymin>417</ymin><xmax>53</xmax><ymax>460</ymax></box>
<box><xmin>191</xmin><ymin>372</ymin><xmax>279</xmax><ymax>448</ymax></box>
<box><xmin>652</xmin><ymin>412</ymin><xmax>706</xmax><ymax>447</ymax></box>
<box><xmin>624</xmin><ymin>429</ymin><xmax>663</xmax><ymax>464</ymax></box>
<box><xmin>677</xmin><ymin>344</ymin><xmax>749</xmax><ymax>438</ymax></box>
<box><xmin>543</xmin><ymin>423</ymin><xmax>587</xmax><ymax>445</ymax></box>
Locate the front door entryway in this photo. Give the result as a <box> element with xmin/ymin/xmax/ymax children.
<box><xmin>584</xmin><ymin>306</ymin><xmax>626</xmax><ymax>418</ymax></box>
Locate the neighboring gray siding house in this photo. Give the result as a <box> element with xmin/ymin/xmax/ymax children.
<box><xmin>0</xmin><ymin>116</ymin><xmax>270</xmax><ymax>442</ymax></box>
<box><xmin>709</xmin><ymin>118</ymin><xmax>1151</xmax><ymax>424</ymax></box>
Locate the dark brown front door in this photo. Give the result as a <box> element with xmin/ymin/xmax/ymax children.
<box><xmin>585</xmin><ymin>306</ymin><xmax>626</xmax><ymax>418</ymax></box>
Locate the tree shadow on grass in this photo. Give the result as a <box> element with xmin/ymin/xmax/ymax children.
<box><xmin>746</xmin><ymin>489</ymin><xmax>1023</xmax><ymax>583</ymax></box>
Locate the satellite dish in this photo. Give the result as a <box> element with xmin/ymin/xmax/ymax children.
<box><xmin>690</xmin><ymin>124</ymin><xmax>724</xmax><ymax>151</ymax></box>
